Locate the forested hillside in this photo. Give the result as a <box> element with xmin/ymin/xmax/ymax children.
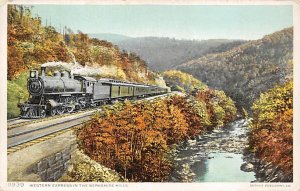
<box><xmin>177</xmin><ymin>27</ymin><xmax>293</xmax><ymax>108</ymax></box>
<box><xmin>7</xmin><ymin>5</ymin><xmax>165</xmax><ymax>118</ymax></box>
<box><xmin>115</xmin><ymin>37</ymin><xmax>246</xmax><ymax>71</ymax></box>
<box><xmin>8</xmin><ymin>5</ymin><xmax>160</xmax><ymax>83</ymax></box>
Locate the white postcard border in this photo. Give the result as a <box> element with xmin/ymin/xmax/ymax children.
<box><xmin>0</xmin><ymin>1</ymin><xmax>299</xmax><ymax>191</ymax></box>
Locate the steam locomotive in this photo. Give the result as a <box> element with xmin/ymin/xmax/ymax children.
<box><xmin>18</xmin><ymin>66</ymin><xmax>169</xmax><ymax>118</ymax></box>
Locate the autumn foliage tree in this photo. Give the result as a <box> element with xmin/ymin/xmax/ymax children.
<box><xmin>163</xmin><ymin>70</ymin><xmax>207</xmax><ymax>93</ymax></box>
<box><xmin>77</xmin><ymin>92</ymin><xmax>237</xmax><ymax>182</ymax></box>
<box><xmin>77</xmin><ymin>100</ymin><xmax>181</xmax><ymax>181</ymax></box>
<box><xmin>7</xmin><ymin>5</ymin><xmax>72</xmax><ymax>79</ymax></box>
<box><xmin>194</xmin><ymin>89</ymin><xmax>237</xmax><ymax>128</ymax></box>
<box><xmin>166</xmin><ymin>96</ymin><xmax>210</xmax><ymax>138</ymax></box>
<box><xmin>249</xmin><ymin>80</ymin><xmax>293</xmax><ymax>177</ymax></box>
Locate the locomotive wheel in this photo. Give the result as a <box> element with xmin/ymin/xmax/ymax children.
<box><xmin>23</xmin><ymin>108</ymin><xmax>31</xmax><ymax>118</ymax></box>
<box><xmin>66</xmin><ymin>107</ymin><xmax>74</xmax><ymax>113</ymax></box>
<box><xmin>79</xmin><ymin>102</ymin><xmax>85</xmax><ymax>109</ymax></box>
<box><xmin>40</xmin><ymin>109</ymin><xmax>46</xmax><ymax>118</ymax></box>
<box><xmin>75</xmin><ymin>104</ymin><xmax>82</xmax><ymax>110</ymax></box>
<box><xmin>50</xmin><ymin>108</ymin><xmax>57</xmax><ymax>116</ymax></box>
<box><xmin>56</xmin><ymin>106</ymin><xmax>65</xmax><ymax>115</ymax></box>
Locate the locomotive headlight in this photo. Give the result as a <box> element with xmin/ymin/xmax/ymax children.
<box><xmin>30</xmin><ymin>71</ymin><xmax>36</xmax><ymax>78</ymax></box>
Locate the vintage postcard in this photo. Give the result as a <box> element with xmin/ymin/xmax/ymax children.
<box><xmin>0</xmin><ymin>0</ymin><xmax>299</xmax><ymax>190</ymax></box>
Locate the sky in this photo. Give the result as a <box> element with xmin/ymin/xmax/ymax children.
<box><xmin>30</xmin><ymin>5</ymin><xmax>293</xmax><ymax>40</ymax></box>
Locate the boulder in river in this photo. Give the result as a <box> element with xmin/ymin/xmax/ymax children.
<box><xmin>240</xmin><ymin>162</ymin><xmax>254</xmax><ymax>172</ymax></box>
<box><xmin>187</xmin><ymin>140</ymin><xmax>197</xmax><ymax>146</ymax></box>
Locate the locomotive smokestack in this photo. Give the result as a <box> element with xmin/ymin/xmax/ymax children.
<box><xmin>41</xmin><ymin>66</ymin><xmax>46</xmax><ymax>76</ymax></box>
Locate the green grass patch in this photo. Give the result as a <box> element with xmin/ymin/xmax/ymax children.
<box><xmin>7</xmin><ymin>72</ymin><xmax>29</xmax><ymax>119</ymax></box>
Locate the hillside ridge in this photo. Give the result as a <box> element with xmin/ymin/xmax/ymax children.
<box><xmin>176</xmin><ymin>27</ymin><xmax>293</xmax><ymax>108</ymax></box>
<box><xmin>110</xmin><ymin>37</ymin><xmax>246</xmax><ymax>71</ymax></box>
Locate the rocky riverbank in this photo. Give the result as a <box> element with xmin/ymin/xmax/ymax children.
<box><xmin>169</xmin><ymin>119</ymin><xmax>256</xmax><ymax>182</ymax></box>
<box><xmin>169</xmin><ymin>118</ymin><xmax>293</xmax><ymax>182</ymax></box>
<box><xmin>242</xmin><ymin>152</ymin><xmax>293</xmax><ymax>182</ymax></box>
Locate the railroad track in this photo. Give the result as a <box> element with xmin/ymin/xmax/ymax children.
<box><xmin>7</xmin><ymin>92</ymin><xmax>176</xmax><ymax>154</ymax></box>
<box><xmin>7</xmin><ymin>107</ymin><xmax>100</xmax><ymax>130</ymax></box>
<box><xmin>7</xmin><ymin>117</ymin><xmax>20</xmax><ymax>122</ymax></box>
<box><xmin>7</xmin><ymin>118</ymin><xmax>37</xmax><ymax>129</ymax></box>
<box><xmin>7</xmin><ymin>109</ymin><xmax>101</xmax><ymax>154</ymax></box>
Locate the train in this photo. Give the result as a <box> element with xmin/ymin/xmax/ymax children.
<box><xmin>18</xmin><ymin>66</ymin><xmax>169</xmax><ymax>118</ymax></box>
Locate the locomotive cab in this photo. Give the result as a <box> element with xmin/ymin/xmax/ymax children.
<box><xmin>85</xmin><ymin>81</ymin><xmax>93</xmax><ymax>94</ymax></box>
<box><xmin>74</xmin><ymin>75</ymin><xmax>96</xmax><ymax>94</ymax></box>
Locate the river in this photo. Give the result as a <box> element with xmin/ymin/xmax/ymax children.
<box><xmin>169</xmin><ymin>119</ymin><xmax>256</xmax><ymax>182</ymax></box>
